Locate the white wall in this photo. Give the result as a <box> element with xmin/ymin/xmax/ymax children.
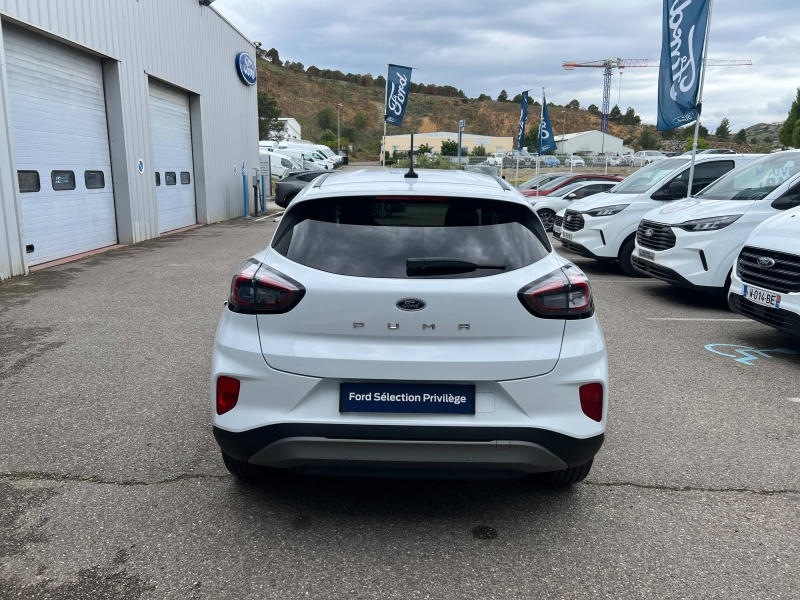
<box><xmin>556</xmin><ymin>131</ymin><xmax>626</xmax><ymax>156</ymax></box>
<box><xmin>0</xmin><ymin>0</ymin><xmax>259</xmax><ymax>278</ymax></box>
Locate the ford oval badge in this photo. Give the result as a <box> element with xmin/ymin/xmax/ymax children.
<box><xmin>757</xmin><ymin>256</ymin><xmax>776</xmax><ymax>268</ymax></box>
<box><xmin>396</xmin><ymin>298</ymin><xmax>426</xmax><ymax>311</ymax></box>
<box><xmin>236</xmin><ymin>52</ymin><xmax>257</xmax><ymax>86</ymax></box>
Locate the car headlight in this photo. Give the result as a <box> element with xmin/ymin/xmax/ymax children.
<box><xmin>675</xmin><ymin>215</ymin><xmax>741</xmax><ymax>231</ymax></box>
<box><xmin>586</xmin><ymin>204</ymin><xmax>629</xmax><ymax>217</ymax></box>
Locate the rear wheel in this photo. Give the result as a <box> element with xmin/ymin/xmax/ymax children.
<box><xmin>543</xmin><ymin>459</ymin><xmax>593</xmax><ymax>485</ymax></box>
<box><xmin>619</xmin><ymin>237</ymin><xmax>648</xmax><ymax>278</ymax></box>
<box><xmin>537</xmin><ymin>209</ymin><xmax>556</xmax><ymax>232</ymax></box>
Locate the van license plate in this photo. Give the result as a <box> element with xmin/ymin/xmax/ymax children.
<box><xmin>553</xmin><ymin>224</ymin><xmax>562</xmax><ymax>235</ymax></box>
<box><xmin>561</xmin><ymin>231</ymin><xmax>573</xmax><ymax>241</ymax></box>
<box><xmin>743</xmin><ymin>285</ymin><xmax>781</xmax><ymax>309</ymax></box>
<box><xmin>639</xmin><ymin>249</ymin><xmax>655</xmax><ymax>261</ymax></box>
<box><xmin>340</xmin><ymin>383</ymin><xmax>475</xmax><ymax>414</ymax></box>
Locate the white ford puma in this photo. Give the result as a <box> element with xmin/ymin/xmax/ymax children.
<box><xmin>212</xmin><ymin>169</ymin><xmax>608</xmax><ymax>483</ymax></box>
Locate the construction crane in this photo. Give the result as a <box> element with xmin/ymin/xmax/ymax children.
<box><xmin>563</xmin><ymin>58</ymin><xmax>753</xmax><ymax>133</ymax></box>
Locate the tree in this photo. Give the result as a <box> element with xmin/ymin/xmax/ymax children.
<box><xmin>477</xmin><ymin>93</ymin><xmax>492</xmax><ymax>102</ymax></box>
<box><xmin>512</xmin><ymin>93</ymin><xmax>523</xmax><ymax>103</ymax></box>
<box><xmin>685</xmin><ymin>137</ymin><xmax>710</xmax><ymax>151</ymax></box>
<box><xmin>715</xmin><ymin>118</ymin><xmax>731</xmax><ymax>141</ymax></box>
<box><xmin>697</xmin><ymin>123</ymin><xmax>709</xmax><ymax>138</ymax></box>
<box><xmin>374</xmin><ymin>75</ymin><xmax>386</xmax><ymax>88</ymax></box>
<box><xmin>319</xmin><ymin>129</ymin><xmax>336</xmax><ymax>144</ymax></box>
<box><xmin>470</xmin><ymin>145</ymin><xmax>487</xmax><ymax>156</ymax></box>
<box><xmin>587</xmin><ymin>104</ymin><xmax>600</xmax><ymax>115</ymax></box>
<box><xmin>660</xmin><ymin>128</ymin><xmax>675</xmax><ymax>140</ymax></box>
<box><xmin>764</xmin><ymin>136</ymin><xmax>772</xmax><ymax>144</ymax></box>
<box><xmin>265</xmin><ymin>48</ymin><xmax>282</xmax><ymax>66</ymax></box>
<box><xmin>750</xmin><ymin>137</ymin><xmax>758</xmax><ymax>145</ymax></box>
<box><xmin>257</xmin><ymin>92</ymin><xmax>282</xmax><ymax>140</ymax></box>
<box><xmin>639</xmin><ymin>127</ymin><xmax>659</xmax><ymax>150</ymax></box>
<box><xmin>353</xmin><ymin>112</ymin><xmax>368</xmax><ymax>131</ymax></box>
<box><xmin>307</xmin><ymin>65</ymin><xmax>320</xmax><ymax>77</ymax></box>
<box><xmin>566</xmin><ymin>99</ymin><xmax>580</xmax><ymax>109</ymax></box>
<box><xmin>341</xmin><ymin>125</ymin><xmax>356</xmax><ymax>141</ymax></box>
<box><xmin>621</xmin><ymin>107</ymin><xmax>640</xmax><ymax>126</ymax></box>
<box><xmin>417</xmin><ymin>143</ymin><xmax>433</xmax><ymax>154</ymax></box>
<box><xmin>779</xmin><ymin>88</ymin><xmax>800</xmax><ymax>148</ymax></box>
<box><xmin>609</xmin><ymin>105</ymin><xmax>622</xmax><ymax>120</ymax></box>
<box><xmin>316</xmin><ymin>106</ymin><xmax>336</xmax><ymax>131</ymax></box>
<box><xmin>359</xmin><ymin>74</ymin><xmax>373</xmax><ymax>87</ymax></box>
<box><xmin>734</xmin><ymin>128</ymin><xmax>747</xmax><ymax>144</ymax></box>
<box><xmin>497</xmin><ymin>90</ymin><xmax>508</xmax><ymax>102</ymax></box>
<box><xmin>440</xmin><ymin>139</ymin><xmax>459</xmax><ymax>156</ymax></box>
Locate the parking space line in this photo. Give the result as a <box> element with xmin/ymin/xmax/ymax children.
<box><xmin>647</xmin><ymin>317</ymin><xmax>750</xmax><ymax>322</ymax></box>
<box><xmin>789</xmin><ymin>398</ymin><xmax>800</xmax><ymax>403</ymax></box>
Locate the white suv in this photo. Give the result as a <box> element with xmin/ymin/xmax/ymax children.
<box><xmin>212</xmin><ymin>169</ymin><xmax>608</xmax><ymax>483</ymax></box>
<box><xmin>559</xmin><ymin>155</ymin><xmax>759</xmax><ymax>275</ymax></box>
<box><xmin>631</xmin><ymin>151</ymin><xmax>663</xmax><ymax>167</ymax></box>
<box><xmin>728</xmin><ymin>206</ymin><xmax>800</xmax><ymax>336</ymax></box>
<box><xmin>632</xmin><ymin>151</ymin><xmax>800</xmax><ymax>294</ymax></box>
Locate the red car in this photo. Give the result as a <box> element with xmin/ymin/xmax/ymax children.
<box><xmin>518</xmin><ymin>173</ymin><xmax>623</xmax><ymax>198</ymax></box>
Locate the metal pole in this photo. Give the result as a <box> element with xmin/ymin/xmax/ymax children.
<box><xmin>260</xmin><ymin>174</ymin><xmax>265</xmax><ymax>211</ymax></box>
<box><xmin>687</xmin><ymin>0</ymin><xmax>714</xmax><ymax>199</ymax></box>
<box><xmin>536</xmin><ymin>90</ymin><xmax>544</xmax><ymax>193</ymax></box>
<box><xmin>604</xmin><ymin>154</ymin><xmax>608</xmax><ymax>176</ymax></box>
<box><xmin>241</xmin><ymin>162</ymin><xmax>248</xmax><ymax>218</ymax></box>
<box><xmin>267</xmin><ymin>154</ymin><xmax>273</xmax><ymax>196</ymax></box>
<box><xmin>337</xmin><ymin>103</ymin><xmax>341</xmax><ymax>154</ymax></box>
<box><xmin>382</xmin><ymin>65</ymin><xmax>389</xmax><ymax>167</ymax></box>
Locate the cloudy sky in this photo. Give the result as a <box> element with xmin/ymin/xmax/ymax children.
<box><xmin>214</xmin><ymin>0</ymin><xmax>799</xmax><ymax>132</ymax></box>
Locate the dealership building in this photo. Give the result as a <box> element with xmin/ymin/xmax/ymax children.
<box><xmin>0</xmin><ymin>0</ymin><xmax>259</xmax><ymax>280</ymax></box>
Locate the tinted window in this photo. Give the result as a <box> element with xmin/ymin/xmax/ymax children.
<box><xmin>84</xmin><ymin>171</ymin><xmax>105</xmax><ymax>189</ymax></box>
<box><xmin>155</xmin><ymin>172</ymin><xmax>161</xmax><ymax>186</ymax></box>
<box><xmin>696</xmin><ymin>153</ymin><xmax>799</xmax><ymax>201</ymax></box>
<box><xmin>272</xmin><ymin>197</ymin><xmax>551</xmax><ymax>279</ymax></box>
<box><xmin>18</xmin><ymin>171</ymin><xmax>40</xmax><ymax>193</ymax></box>
<box><xmin>281</xmin><ymin>158</ymin><xmax>294</xmax><ymax>168</ymax></box>
<box><xmin>518</xmin><ymin>174</ymin><xmax>568</xmax><ymax>190</ymax></box>
<box><xmin>181</xmin><ymin>172</ymin><xmax>191</xmax><ymax>185</ymax></box>
<box><xmin>165</xmin><ymin>172</ymin><xmax>177</xmax><ymax>186</ymax></box>
<box><xmin>51</xmin><ymin>171</ymin><xmax>76</xmax><ymax>191</ymax></box>
<box><xmin>668</xmin><ymin>160</ymin><xmax>735</xmax><ymax>194</ymax></box>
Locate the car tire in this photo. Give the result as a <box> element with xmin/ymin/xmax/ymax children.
<box><xmin>537</xmin><ymin>209</ymin><xmax>556</xmax><ymax>232</ymax></box>
<box><xmin>543</xmin><ymin>459</ymin><xmax>593</xmax><ymax>485</ymax></box>
<box><xmin>221</xmin><ymin>451</ymin><xmax>283</xmax><ymax>481</ymax></box>
<box><xmin>619</xmin><ymin>238</ymin><xmax>648</xmax><ymax>278</ymax></box>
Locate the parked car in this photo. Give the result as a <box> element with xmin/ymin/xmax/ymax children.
<box><xmin>619</xmin><ymin>154</ymin><xmax>634</xmax><ymax>166</ymax></box>
<box><xmin>504</xmin><ymin>150</ymin><xmax>535</xmax><ymax>166</ymax></box>
<box><xmin>260</xmin><ymin>151</ymin><xmax>304</xmax><ymax>179</ymax></box>
<box><xmin>486</xmin><ymin>152</ymin><xmax>506</xmax><ymax>167</ymax></box>
<box><xmin>680</xmin><ymin>149</ymin><xmax>736</xmax><ymax>156</ymax></box>
<box><xmin>531</xmin><ymin>181</ymin><xmax>618</xmax><ymax>231</ymax></box>
<box><xmin>275</xmin><ymin>170</ymin><xmax>327</xmax><ymax>208</ymax></box>
<box><xmin>631</xmin><ymin>151</ymin><xmax>800</xmax><ymax>293</ymax></box>
<box><xmin>553</xmin><ymin>207</ymin><xmax>567</xmax><ymax>240</ymax></box>
<box><xmin>277</xmin><ymin>149</ymin><xmax>328</xmax><ymax>170</ymax></box>
<box><xmin>565</xmin><ymin>155</ymin><xmax>586</xmax><ymax>167</ymax></box>
<box><xmin>540</xmin><ymin>156</ymin><xmax>561</xmax><ymax>167</ymax></box>
<box><xmin>465</xmin><ymin>165</ymin><xmax>500</xmax><ymax>177</ymax></box>
<box><xmin>558</xmin><ymin>154</ymin><xmax>762</xmax><ymax>276</ymax></box>
<box><xmin>631</xmin><ymin>151</ymin><xmax>664</xmax><ymax>167</ymax></box>
<box><xmin>590</xmin><ymin>155</ymin><xmax>621</xmax><ymax>166</ymax></box>
<box><xmin>213</xmin><ymin>169</ymin><xmax>608</xmax><ymax>484</ymax></box>
<box><xmin>728</xmin><ymin>205</ymin><xmax>800</xmax><ymax>336</ymax></box>
<box><xmin>519</xmin><ymin>173</ymin><xmax>622</xmax><ymax>199</ymax></box>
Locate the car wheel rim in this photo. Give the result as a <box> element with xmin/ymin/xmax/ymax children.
<box><xmin>538</xmin><ymin>211</ymin><xmax>554</xmax><ymax>229</ymax></box>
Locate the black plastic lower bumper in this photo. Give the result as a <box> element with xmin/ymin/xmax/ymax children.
<box><xmin>214</xmin><ymin>424</ymin><xmax>604</xmax><ymax>469</ymax></box>
<box><xmin>729</xmin><ymin>294</ymin><xmax>800</xmax><ymax>336</ymax></box>
<box><xmin>632</xmin><ymin>256</ymin><xmax>722</xmax><ymax>294</ymax></box>
<box><xmin>560</xmin><ymin>239</ymin><xmax>615</xmax><ymax>262</ymax></box>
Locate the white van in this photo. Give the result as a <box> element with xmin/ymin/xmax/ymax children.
<box><xmin>314</xmin><ymin>144</ymin><xmax>341</xmax><ymax>165</ymax></box>
<box><xmin>632</xmin><ymin>151</ymin><xmax>800</xmax><ymax>294</ymax></box>
<box><xmin>277</xmin><ymin>148</ymin><xmax>328</xmax><ymax>170</ymax></box>
<box><xmin>559</xmin><ymin>154</ymin><xmax>763</xmax><ymax>276</ymax></box>
<box><xmin>277</xmin><ymin>142</ymin><xmax>335</xmax><ymax>169</ymax></box>
<box><xmin>260</xmin><ymin>151</ymin><xmax>303</xmax><ymax>179</ymax></box>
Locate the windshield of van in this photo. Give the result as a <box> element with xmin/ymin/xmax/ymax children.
<box><xmin>695</xmin><ymin>153</ymin><xmax>799</xmax><ymax>200</ymax></box>
<box><xmin>272</xmin><ymin>197</ymin><xmax>551</xmax><ymax>279</ymax></box>
<box><xmin>610</xmin><ymin>159</ymin><xmax>689</xmax><ymax>194</ymax></box>
<box><xmin>518</xmin><ymin>174</ymin><xmax>568</xmax><ymax>190</ymax></box>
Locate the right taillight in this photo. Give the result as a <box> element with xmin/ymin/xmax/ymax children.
<box><xmin>579</xmin><ymin>383</ymin><xmax>604</xmax><ymax>422</ymax></box>
<box><xmin>518</xmin><ymin>267</ymin><xmax>594</xmax><ymax>319</ymax></box>
<box><xmin>216</xmin><ymin>376</ymin><xmax>240</xmax><ymax>415</ymax></box>
<box><xmin>228</xmin><ymin>259</ymin><xmax>305</xmax><ymax>314</ymax></box>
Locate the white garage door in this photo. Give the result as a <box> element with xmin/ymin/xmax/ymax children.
<box><xmin>149</xmin><ymin>80</ymin><xmax>196</xmax><ymax>234</ymax></box>
<box><xmin>4</xmin><ymin>24</ymin><xmax>117</xmax><ymax>266</ymax></box>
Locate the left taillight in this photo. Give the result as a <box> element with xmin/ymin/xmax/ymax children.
<box><xmin>518</xmin><ymin>266</ymin><xmax>593</xmax><ymax>319</ymax></box>
<box><xmin>228</xmin><ymin>259</ymin><xmax>305</xmax><ymax>314</ymax></box>
<box><xmin>216</xmin><ymin>376</ymin><xmax>240</xmax><ymax>415</ymax></box>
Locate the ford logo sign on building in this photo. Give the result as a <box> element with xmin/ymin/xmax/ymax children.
<box><xmin>396</xmin><ymin>298</ymin><xmax>426</xmax><ymax>311</ymax></box>
<box><xmin>236</xmin><ymin>52</ymin><xmax>257</xmax><ymax>86</ymax></box>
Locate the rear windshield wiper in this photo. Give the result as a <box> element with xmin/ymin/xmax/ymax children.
<box><xmin>407</xmin><ymin>257</ymin><xmax>506</xmax><ymax>273</ymax></box>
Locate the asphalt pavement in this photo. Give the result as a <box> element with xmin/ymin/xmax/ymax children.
<box><xmin>1</xmin><ymin>219</ymin><xmax>798</xmax><ymax>599</ymax></box>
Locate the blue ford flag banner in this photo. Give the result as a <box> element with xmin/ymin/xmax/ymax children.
<box><xmin>657</xmin><ymin>0</ymin><xmax>711</xmax><ymax>130</ymax></box>
<box><xmin>538</xmin><ymin>96</ymin><xmax>557</xmax><ymax>155</ymax></box>
<box><xmin>517</xmin><ymin>91</ymin><xmax>529</xmax><ymax>151</ymax></box>
<box><xmin>385</xmin><ymin>64</ymin><xmax>413</xmax><ymax>127</ymax></box>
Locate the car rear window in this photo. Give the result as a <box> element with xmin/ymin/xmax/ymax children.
<box><xmin>271</xmin><ymin>197</ymin><xmax>551</xmax><ymax>279</ymax></box>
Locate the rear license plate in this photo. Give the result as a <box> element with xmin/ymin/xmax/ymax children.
<box><xmin>639</xmin><ymin>249</ymin><xmax>655</xmax><ymax>261</ymax></box>
<box><xmin>743</xmin><ymin>285</ymin><xmax>781</xmax><ymax>309</ymax></box>
<box><xmin>340</xmin><ymin>383</ymin><xmax>475</xmax><ymax>415</ymax></box>
<box><xmin>561</xmin><ymin>230</ymin><xmax>573</xmax><ymax>241</ymax></box>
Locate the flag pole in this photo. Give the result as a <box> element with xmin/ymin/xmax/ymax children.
<box><xmin>686</xmin><ymin>0</ymin><xmax>714</xmax><ymax>198</ymax></box>
<box><xmin>381</xmin><ymin>64</ymin><xmax>389</xmax><ymax>167</ymax></box>
<box><xmin>536</xmin><ymin>88</ymin><xmax>544</xmax><ymax>191</ymax></box>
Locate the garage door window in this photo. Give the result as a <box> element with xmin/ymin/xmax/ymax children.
<box><xmin>84</xmin><ymin>171</ymin><xmax>105</xmax><ymax>189</ymax></box>
<box><xmin>155</xmin><ymin>172</ymin><xmax>161</xmax><ymax>186</ymax></box>
<box><xmin>165</xmin><ymin>172</ymin><xmax>177</xmax><ymax>186</ymax></box>
<box><xmin>18</xmin><ymin>170</ymin><xmax>40</xmax><ymax>193</ymax></box>
<box><xmin>51</xmin><ymin>171</ymin><xmax>76</xmax><ymax>191</ymax></box>
<box><xmin>180</xmin><ymin>172</ymin><xmax>191</xmax><ymax>185</ymax></box>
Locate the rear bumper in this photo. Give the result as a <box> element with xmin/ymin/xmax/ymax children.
<box><xmin>214</xmin><ymin>424</ymin><xmax>604</xmax><ymax>472</ymax></box>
